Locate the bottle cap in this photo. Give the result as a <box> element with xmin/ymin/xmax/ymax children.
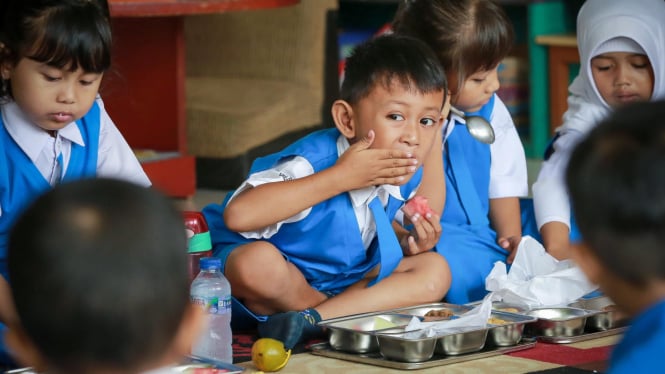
<box><xmin>199</xmin><ymin>257</ymin><xmax>222</xmax><ymax>270</ymax></box>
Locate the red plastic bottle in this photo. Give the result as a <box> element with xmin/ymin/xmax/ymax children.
<box><xmin>183</xmin><ymin>211</ymin><xmax>213</xmax><ymax>282</ymax></box>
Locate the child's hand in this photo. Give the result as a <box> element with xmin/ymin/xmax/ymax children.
<box><xmin>498</xmin><ymin>236</ymin><xmax>521</xmax><ymax>264</ymax></box>
<box><xmin>335</xmin><ymin>130</ymin><xmax>418</xmax><ymax>190</ymax></box>
<box><xmin>400</xmin><ymin>211</ymin><xmax>442</xmax><ymax>255</ymax></box>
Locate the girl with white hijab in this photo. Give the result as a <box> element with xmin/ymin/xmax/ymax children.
<box><xmin>530</xmin><ymin>0</ymin><xmax>665</xmax><ymax>260</ymax></box>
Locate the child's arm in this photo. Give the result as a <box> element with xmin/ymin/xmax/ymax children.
<box><xmin>540</xmin><ymin>222</ymin><xmax>571</xmax><ymax>260</ymax></box>
<box><xmin>225</xmin><ymin>131</ymin><xmax>419</xmax><ymax>232</ymax></box>
<box><xmin>490</xmin><ymin>196</ymin><xmax>522</xmax><ymax>263</ymax></box>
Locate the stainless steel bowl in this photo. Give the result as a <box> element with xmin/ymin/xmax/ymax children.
<box><xmin>376</xmin><ymin>330</ymin><xmax>437</xmax><ymax>363</ymax></box>
<box><xmin>569</xmin><ymin>296</ymin><xmax>627</xmax><ymax>331</ymax></box>
<box><xmin>486</xmin><ymin>311</ymin><xmax>537</xmax><ymax>347</ymax></box>
<box><xmin>320</xmin><ymin>313</ymin><xmax>416</xmax><ymax>353</ymax></box>
<box><xmin>525</xmin><ymin>307</ymin><xmax>589</xmax><ymax>337</ymax></box>
<box><xmin>435</xmin><ymin>327</ymin><xmax>488</xmax><ymax>355</ymax></box>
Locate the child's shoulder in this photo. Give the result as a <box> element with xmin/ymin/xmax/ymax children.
<box><xmin>251</xmin><ymin>128</ymin><xmax>341</xmax><ymax>173</ymax></box>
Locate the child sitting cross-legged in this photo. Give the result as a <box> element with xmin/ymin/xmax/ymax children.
<box><xmin>4</xmin><ymin>178</ymin><xmax>205</xmax><ymax>374</ymax></box>
<box><xmin>566</xmin><ymin>100</ymin><xmax>665</xmax><ymax>373</ymax></box>
<box><xmin>202</xmin><ymin>34</ymin><xmax>452</xmax><ymax>349</ymax></box>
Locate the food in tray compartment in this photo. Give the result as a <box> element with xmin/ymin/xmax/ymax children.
<box><xmin>424</xmin><ymin>308</ymin><xmax>454</xmax><ymax>317</ymax></box>
<box><xmin>373</xmin><ymin>316</ymin><xmax>398</xmax><ymax>330</ymax></box>
<box><xmin>496</xmin><ymin>307</ymin><xmax>520</xmax><ymax>313</ymax></box>
<box><xmin>487</xmin><ymin>317</ymin><xmax>510</xmax><ymax>325</ymax></box>
<box><xmin>602</xmin><ymin>304</ymin><xmax>617</xmax><ymax>312</ymax></box>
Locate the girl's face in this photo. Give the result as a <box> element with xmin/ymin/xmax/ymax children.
<box><xmin>591</xmin><ymin>52</ymin><xmax>654</xmax><ymax>108</ymax></box>
<box><xmin>453</xmin><ymin>66</ymin><xmax>500</xmax><ymax>113</ymax></box>
<box><xmin>1</xmin><ymin>57</ymin><xmax>102</xmax><ymax>132</ymax></box>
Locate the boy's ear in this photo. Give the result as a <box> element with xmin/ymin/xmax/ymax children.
<box><xmin>331</xmin><ymin>99</ymin><xmax>356</xmax><ymax>139</ymax></box>
<box><xmin>570</xmin><ymin>242</ymin><xmax>603</xmax><ymax>285</ymax></box>
<box><xmin>167</xmin><ymin>304</ymin><xmax>206</xmax><ymax>359</ymax></box>
<box><xmin>4</xmin><ymin>324</ymin><xmax>48</xmax><ymax>371</ymax></box>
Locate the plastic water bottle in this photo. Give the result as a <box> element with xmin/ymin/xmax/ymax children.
<box><xmin>190</xmin><ymin>257</ymin><xmax>233</xmax><ymax>363</ymax></box>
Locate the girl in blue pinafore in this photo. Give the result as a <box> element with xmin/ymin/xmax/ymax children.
<box><xmin>393</xmin><ymin>0</ymin><xmax>530</xmax><ymax>304</ymax></box>
<box><xmin>0</xmin><ymin>0</ymin><xmax>150</xmax><ymax>365</ymax></box>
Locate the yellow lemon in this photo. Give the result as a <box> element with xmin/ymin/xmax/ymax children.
<box><xmin>251</xmin><ymin>338</ymin><xmax>292</xmax><ymax>372</ymax></box>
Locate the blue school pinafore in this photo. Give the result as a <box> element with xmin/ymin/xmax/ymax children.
<box><xmin>609</xmin><ymin>299</ymin><xmax>665</xmax><ymax>373</ymax></box>
<box><xmin>0</xmin><ymin>101</ymin><xmax>100</xmax><ymax>279</ymax></box>
<box><xmin>434</xmin><ymin>95</ymin><xmax>507</xmax><ymax>304</ymax></box>
<box><xmin>0</xmin><ymin>101</ymin><xmax>100</xmax><ymax>365</ymax></box>
<box><xmin>203</xmin><ymin>128</ymin><xmax>422</xmax><ymax>329</ymax></box>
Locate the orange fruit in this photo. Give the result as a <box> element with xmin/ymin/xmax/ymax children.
<box><xmin>251</xmin><ymin>338</ymin><xmax>292</xmax><ymax>372</ymax></box>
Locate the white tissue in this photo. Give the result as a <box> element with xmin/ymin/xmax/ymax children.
<box><xmin>485</xmin><ymin>236</ymin><xmax>598</xmax><ymax>308</ymax></box>
<box><xmin>403</xmin><ymin>293</ymin><xmax>501</xmax><ymax>338</ymax></box>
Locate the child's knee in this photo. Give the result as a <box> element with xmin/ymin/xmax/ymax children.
<box><xmin>227</xmin><ymin>241</ymin><xmax>289</xmax><ymax>289</ymax></box>
<box><xmin>418</xmin><ymin>252</ymin><xmax>452</xmax><ymax>300</ymax></box>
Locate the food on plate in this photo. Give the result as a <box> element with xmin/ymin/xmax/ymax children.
<box><xmin>422</xmin><ymin>308</ymin><xmax>455</xmax><ymax>322</ymax></box>
<box><xmin>402</xmin><ymin>196</ymin><xmax>435</xmax><ymax>217</ymax></box>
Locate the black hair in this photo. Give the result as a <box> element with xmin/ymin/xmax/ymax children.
<box><xmin>0</xmin><ymin>0</ymin><xmax>112</xmax><ymax>100</ymax></box>
<box><xmin>393</xmin><ymin>0</ymin><xmax>514</xmax><ymax>94</ymax></box>
<box><xmin>566</xmin><ymin>100</ymin><xmax>665</xmax><ymax>286</ymax></box>
<box><xmin>340</xmin><ymin>34</ymin><xmax>447</xmax><ymax>106</ymax></box>
<box><xmin>8</xmin><ymin>179</ymin><xmax>189</xmax><ymax>373</ymax></box>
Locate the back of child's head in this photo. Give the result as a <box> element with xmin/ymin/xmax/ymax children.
<box><xmin>7</xmin><ymin>178</ymin><xmax>189</xmax><ymax>373</ymax></box>
<box><xmin>392</xmin><ymin>0</ymin><xmax>513</xmax><ymax>92</ymax></box>
<box><xmin>340</xmin><ymin>34</ymin><xmax>447</xmax><ymax>106</ymax></box>
<box><xmin>0</xmin><ymin>0</ymin><xmax>112</xmax><ymax>101</ymax></box>
<box><xmin>574</xmin><ymin>0</ymin><xmax>665</xmax><ymax>108</ymax></box>
<box><xmin>566</xmin><ymin>100</ymin><xmax>665</xmax><ymax>286</ymax></box>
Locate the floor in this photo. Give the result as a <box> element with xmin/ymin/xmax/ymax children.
<box><xmin>179</xmin><ymin>158</ymin><xmax>544</xmax><ymax>212</ymax></box>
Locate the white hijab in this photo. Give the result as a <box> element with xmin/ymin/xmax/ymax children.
<box><xmin>559</xmin><ymin>0</ymin><xmax>665</xmax><ymax>135</ymax></box>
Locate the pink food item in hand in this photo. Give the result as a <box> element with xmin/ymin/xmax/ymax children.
<box><xmin>402</xmin><ymin>196</ymin><xmax>435</xmax><ymax>217</ymax></box>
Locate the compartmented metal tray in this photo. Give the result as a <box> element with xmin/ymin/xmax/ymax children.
<box><xmin>568</xmin><ymin>295</ymin><xmax>628</xmax><ymax>331</ymax></box>
<box><xmin>310</xmin><ymin>340</ymin><xmax>536</xmax><ymax>370</ymax></box>
<box><xmin>319</xmin><ymin>302</ymin><xmax>536</xmax><ymax>362</ymax></box>
<box><xmin>537</xmin><ymin>326</ymin><xmax>628</xmax><ymax>344</ymax></box>
<box><xmin>469</xmin><ymin>297</ymin><xmax>627</xmax><ymax>344</ymax></box>
<box><xmin>317</xmin><ymin>312</ymin><xmax>419</xmax><ymax>353</ymax></box>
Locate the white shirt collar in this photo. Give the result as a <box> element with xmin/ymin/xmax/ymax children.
<box><xmin>336</xmin><ymin>135</ymin><xmax>404</xmax><ymax>208</ymax></box>
<box><xmin>2</xmin><ymin>101</ymin><xmax>85</xmax><ymax>162</ymax></box>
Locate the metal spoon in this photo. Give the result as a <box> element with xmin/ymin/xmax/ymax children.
<box><xmin>449</xmin><ymin>106</ymin><xmax>496</xmax><ymax>144</ymax></box>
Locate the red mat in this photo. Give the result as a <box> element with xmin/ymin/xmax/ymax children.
<box><xmin>508</xmin><ymin>342</ymin><xmax>613</xmax><ymax>366</ymax></box>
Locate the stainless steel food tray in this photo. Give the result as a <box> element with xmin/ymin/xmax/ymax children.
<box><xmin>309</xmin><ymin>340</ymin><xmax>537</xmax><ymax>370</ymax></box>
<box><xmin>536</xmin><ymin>326</ymin><xmax>627</xmax><ymax>344</ymax></box>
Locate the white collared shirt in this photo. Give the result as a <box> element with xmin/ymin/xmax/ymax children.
<box><xmin>230</xmin><ymin>135</ymin><xmax>407</xmax><ymax>249</ymax></box>
<box><xmin>0</xmin><ymin>97</ymin><xmax>150</xmax><ymax>217</ymax></box>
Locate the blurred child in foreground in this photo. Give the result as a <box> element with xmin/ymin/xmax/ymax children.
<box><xmin>566</xmin><ymin>101</ymin><xmax>665</xmax><ymax>373</ymax></box>
<box><xmin>203</xmin><ymin>34</ymin><xmax>451</xmax><ymax>349</ymax></box>
<box><xmin>5</xmin><ymin>179</ymin><xmax>204</xmax><ymax>373</ymax></box>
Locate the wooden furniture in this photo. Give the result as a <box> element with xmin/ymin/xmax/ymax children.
<box><xmin>105</xmin><ymin>0</ymin><xmax>299</xmax><ymax>197</ymax></box>
<box><xmin>535</xmin><ymin>34</ymin><xmax>580</xmax><ymax>135</ymax></box>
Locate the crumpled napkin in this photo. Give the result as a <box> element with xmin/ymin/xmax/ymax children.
<box><xmin>485</xmin><ymin>235</ymin><xmax>598</xmax><ymax>309</ymax></box>
<box><xmin>401</xmin><ymin>293</ymin><xmax>500</xmax><ymax>338</ymax></box>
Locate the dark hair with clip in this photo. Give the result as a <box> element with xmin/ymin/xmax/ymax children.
<box><xmin>393</xmin><ymin>0</ymin><xmax>513</xmax><ymax>94</ymax></box>
<box><xmin>566</xmin><ymin>100</ymin><xmax>665</xmax><ymax>286</ymax></box>
<box><xmin>0</xmin><ymin>0</ymin><xmax>112</xmax><ymax>100</ymax></box>
<box><xmin>340</xmin><ymin>34</ymin><xmax>448</xmax><ymax>107</ymax></box>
